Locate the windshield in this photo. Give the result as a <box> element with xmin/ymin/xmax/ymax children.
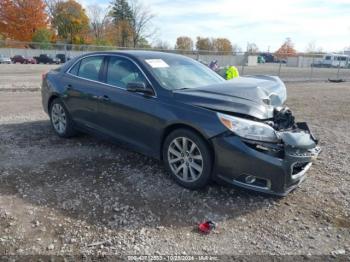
<box><xmin>142</xmin><ymin>56</ymin><xmax>225</xmax><ymax>90</ymax></box>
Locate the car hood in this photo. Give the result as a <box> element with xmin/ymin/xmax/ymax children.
<box><xmin>173</xmin><ymin>76</ymin><xmax>287</xmax><ymax>120</ymax></box>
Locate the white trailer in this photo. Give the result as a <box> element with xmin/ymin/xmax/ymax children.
<box><xmin>321</xmin><ymin>53</ymin><xmax>349</xmax><ymax>68</ymax></box>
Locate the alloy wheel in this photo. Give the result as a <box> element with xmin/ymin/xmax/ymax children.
<box><xmin>167</xmin><ymin>137</ymin><xmax>203</xmax><ymax>182</ymax></box>
<box><xmin>51</xmin><ymin>103</ymin><xmax>67</xmax><ymax>135</ymax></box>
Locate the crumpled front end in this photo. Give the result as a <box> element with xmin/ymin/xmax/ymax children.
<box><xmin>211</xmin><ymin>107</ymin><xmax>321</xmax><ymax>196</ymax></box>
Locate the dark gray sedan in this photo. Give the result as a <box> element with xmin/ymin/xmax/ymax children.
<box><xmin>41</xmin><ymin>51</ymin><xmax>320</xmax><ymax>196</ymax></box>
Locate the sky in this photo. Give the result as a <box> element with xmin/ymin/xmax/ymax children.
<box><xmin>82</xmin><ymin>0</ymin><xmax>350</xmax><ymax>52</ymax></box>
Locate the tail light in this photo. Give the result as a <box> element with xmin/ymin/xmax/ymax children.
<box><xmin>42</xmin><ymin>72</ymin><xmax>48</xmax><ymax>80</ymax></box>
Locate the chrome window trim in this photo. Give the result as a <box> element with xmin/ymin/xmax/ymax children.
<box><xmin>66</xmin><ymin>53</ymin><xmax>157</xmax><ymax>98</ymax></box>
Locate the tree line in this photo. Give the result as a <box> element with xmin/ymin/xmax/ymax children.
<box><xmin>0</xmin><ymin>0</ymin><xmax>301</xmax><ymax>57</ymax></box>
<box><xmin>0</xmin><ymin>0</ymin><xmax>243</xmax><ymax>52</ymax></box>
<box><xmin>0</xmin><ymin>0</ymin><xmax>155</xmax><ymax>48</ymax></box>
<box><xmin>175</xmin><ymin>36</ymin><xmax>238</xmax><ymax>53</ymax></box>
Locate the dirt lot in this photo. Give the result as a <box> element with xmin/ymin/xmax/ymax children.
<box><xmin>0</xmin><ymin>64</ymin><xmax>349</xmax><ymax>258</ymax></box>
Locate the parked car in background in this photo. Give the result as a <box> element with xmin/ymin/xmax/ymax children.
<box><xmin>275</xmin><ymin>58</ymin><xmax>287</xmax><ymax>64</ymax></box>
<box><xmin>34</xmin><ymin>54</ymin><xmax>60</xmax><ymax>64</ymax></box>
<box><xmin>41</xmin><ymin>51</ymin><xmax>321</xmax><ymax>196</ymax></box>
<box><xmin>0</xmin><ymin>54</ymin><xmax>12</xmax><ymax>64</ymax></box>
<box><xmin>257</xmin><ymin>55</ymin><xmax>266</xmax><ymax>64</ymax></box>
<box><xmin>56</xmin><ymin>53</ymin><xmax>71</xmax><ymax>63</ymax></box>
<box><xmin>260</xmin><ymin>53</ymin><xmax>275</xmax><ymax>63</ymax></box>
<box><xmin>11</xmin><ymin>55</ymin><xmax>37</xmax><ymax>64</ymax></box>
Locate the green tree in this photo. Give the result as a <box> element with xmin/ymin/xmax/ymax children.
<box><xmin>137</xmin><ymin>37</ymin><xmax>151</xmax><ymax>48</ymax></box>
<box><xmin>92</xmin><ymin>38</ymin><xmax>112</xmax><ymax>46</ymax></box>
<box><xmin>110</xmin><ymin>0</ymin><xmax>134</xmax><ymax>47</ymax></box>
<box><xmin>51</xmin><ymin>0</ymin><xmax>89</xmax><ymax>44</ymax></box>
<box><xmin>110</xmin><ymin>0</ymin><xmax>133</xmax><ymax>23</ymax></box>
<box><xmin>32</xmin><ymin>28</ymin><xmax>52</xmax><ymax>43</ymax></box>
<box><xmin>32</xmin><ymin>28</ymin><xmax>52</xmax><ymax>49</ymax></box>
<box><xmin>153</xmin><ymin>40</ymin><xmax>170</xmax><ymax>50</ymax></box>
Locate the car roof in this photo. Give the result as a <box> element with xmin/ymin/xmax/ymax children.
<box><xmin>80</xmin><ymin>50</ymin><xmax>189</xmax><ymax>60</ymax></box>
<box><xmin>61</xmin><ymin>50</ymin><xmax>193</xmax><ymax>73</ymax></box>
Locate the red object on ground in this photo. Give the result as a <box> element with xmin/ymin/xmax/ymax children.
<box><xmin>198</xmin><ymin>221</ymin><xmax>216</xmax><ymax>234</ymax></box>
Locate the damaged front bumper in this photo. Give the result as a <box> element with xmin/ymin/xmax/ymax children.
<box><xmin>211</xmin><ymin>122</ymin><xmax>321</xmax><ymax>196</ymax></box>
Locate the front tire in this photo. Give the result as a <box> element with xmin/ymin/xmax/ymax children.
<box><xmin>49</xmin><ymin>98</ymin><xmax>77</xmax><ymax>138</ymax></box>
<box><xmin>163</xmin><ymin>128</ymin><xmax>213</xmax><ymax>189</ymax></box>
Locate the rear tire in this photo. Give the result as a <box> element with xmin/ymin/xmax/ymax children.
<box><xmin>49</xmin><ymin>98</ymin><xmax>77</xmax><ymax>138</ymax></box>
<box><xmin>163</xmin><ymin>128</ymin><xmax>213</xmax><ymax>189</ymax></box>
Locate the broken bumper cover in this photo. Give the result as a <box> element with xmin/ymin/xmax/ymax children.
<box><xmin>211</xmin><ymin>124</ymin><xmax>321</xmax><ymax>196</ymax></box>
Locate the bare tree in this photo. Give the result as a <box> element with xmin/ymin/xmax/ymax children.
<box><xmin>87</xmin><ymin>4</ymin><xmax>109</xmax><ymax>42</ymax></box>
<box><xmin>246</xmin><ymin>42</ymin><xmax>259</xmax><ymax>54</ymax></box>
<box><xmin>153</xmin><ymin>40</ymin><xmax>171</xmax><ymax>50</ymax></box>
<box><xmin>129</xmin><ymin>0</ymin><xmax>156</xmax><ymax>48</ymax></box>
<box><xmin>43</xmin><ymin>0</ymin><xmax>64</xmax><ymax>39</ymax></box>
<box><xmin>232</xmin><ymin>44</ymin><xmax>242</xmax><ymax>53</ymax></box>
<box><xmin>43</xmin><ymin>0</ymin><xmax>62</xmax><ymax>19</ymax></box>
<box><xmin>305</xmin><ymin>41</ymin><xmax>323</xmax><ymax>54</ymax></box>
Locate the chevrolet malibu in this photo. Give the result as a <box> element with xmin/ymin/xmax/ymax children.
<box><xmin>41</xmin><ymin>51</ymin><xmax>320</xmax><ymax>196</ymax></box>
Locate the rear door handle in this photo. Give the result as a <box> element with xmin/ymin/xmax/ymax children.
<box><xmin>101</xmin><ymin>95</ymin><xmax>110</xmax><ymax>101</ymax></box>
<box><xmin>92</xmin><ymin>95</ymin><xmax>110</xmax><ymax>101</ymax></box>
<box><xmin>66</xmin><ymin>84</ymin><xmax>72</xmax><ymax>90</ymax></box>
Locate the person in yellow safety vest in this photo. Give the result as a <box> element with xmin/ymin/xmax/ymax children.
<box><xmin>226</xmin><ymin>66</ymin><xmax>239</xmax><ymax>80</ymax></box>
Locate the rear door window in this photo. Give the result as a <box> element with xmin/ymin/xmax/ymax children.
<box><xmin>77</xmin><ymin>56</ymin><xmax>104</xmax><ymax>81</ymax></box>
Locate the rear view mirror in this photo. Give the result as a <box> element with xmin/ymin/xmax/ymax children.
<box><xmin>126</xmin><ymin>82</ymin><xmax>154</xmax><ymax>96</ymax></box>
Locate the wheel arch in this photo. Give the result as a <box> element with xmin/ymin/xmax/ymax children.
<box><xmin>47</xmin><ymin>94</ymin><xmax>60</xmax><ymax>112</ymax></box>
<box><xmin>160</xmin><ymin>123</ymin><xmax>215</xmax><ymax>162</ymax></box>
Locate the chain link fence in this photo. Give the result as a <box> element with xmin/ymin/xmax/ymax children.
<box><xmin>1</xmin><ymin>39</ymin><xmax>349</xmax><ymax>82</ymax></box>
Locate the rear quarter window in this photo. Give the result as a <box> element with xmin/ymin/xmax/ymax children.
<box><xmin>69</xmin><ymin>61</ymin><xmax>81</xmax><ymax>76</ymax></box>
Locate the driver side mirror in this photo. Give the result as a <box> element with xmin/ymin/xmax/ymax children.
<box><xmin>126</xmin><ymin>82</ymin><xmax>154</xmax><ymax>96</ymax></box>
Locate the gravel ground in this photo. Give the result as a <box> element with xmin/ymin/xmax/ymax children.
<box><xmin>0</xmin><ymin>64</ymin><xmax>349</xmax><ymax>259</ymax></box>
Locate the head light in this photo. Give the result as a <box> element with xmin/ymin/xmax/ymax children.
<box><xmin>217</xmin><ymin>113</ymin><xmax>279</xmax><ymax>143</ymax></box>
